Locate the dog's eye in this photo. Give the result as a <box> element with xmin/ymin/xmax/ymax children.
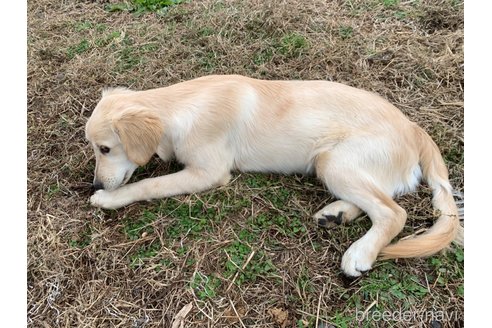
<box><xmin>99</xmin><ymin>146</ymin><xmax>110</xmax><ymax>154</ymax></box>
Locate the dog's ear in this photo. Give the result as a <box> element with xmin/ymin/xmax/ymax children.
<box><xmin>112</xmin><ymin>108</ymin><xmax>163</xmax><ymax>166</ymax></box>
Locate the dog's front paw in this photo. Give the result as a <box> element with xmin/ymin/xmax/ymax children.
<box><xmin>90</xmin><ymin>190</ymin><xmax>120</xmax><ymax>209</ymax></box>
<box><xmin>341</xmin><ymin>241</ymin><xmax>376</xmax><ymax>278</ymax></box>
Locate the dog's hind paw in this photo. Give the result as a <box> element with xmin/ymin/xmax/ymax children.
<box><xmin>317</xmin><ymin>211</ymin><xmax>344</xmax><ymax>228</ymax></box>
<box><xmin>313</xmin><ymin>200</ymin><xmax>363</xmax><ymax>229</ymax></box>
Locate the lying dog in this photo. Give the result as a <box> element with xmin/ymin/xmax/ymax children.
<box><xmin>85</xmin><ymin>75</ymin><xmax>463</xmax><ymax>277</ymax></box>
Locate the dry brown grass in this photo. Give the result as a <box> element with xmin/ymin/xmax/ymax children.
<box><xmin>28</xmin><ymin>0</ymin><xmax>463</xmax><ymax>327</ymax></box>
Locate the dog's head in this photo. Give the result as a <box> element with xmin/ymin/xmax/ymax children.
<box><xmin>85</xmin><ymin>88</ymin><xmax>163</xmax><ymax>191</ymax></box>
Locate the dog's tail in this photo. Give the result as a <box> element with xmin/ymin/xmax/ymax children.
<box><xmin>379</xmin><ymin>126</ymin><xmax>463</xmax><ymax>259</ymax></box>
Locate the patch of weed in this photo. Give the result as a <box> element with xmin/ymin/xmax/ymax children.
<box><xmin>106</xmin><ymin>0</ymin><xmax>183</xmax><ymax>15</ymax></box>
<box><xmin>155</xmin><ymin>258</ymin><xmax>174</xmax><ymax>272</ymax></box>
<box><xmin>264</xmin><ymin>188</ymin><xmax>292</xmax><ymax>209</ymax></box>
<box><xmin>69</xmin><ymin>225</ymin><xmax>92</xmax><ymax>249</ymax></box>
<box><xmin>164</xmin><ymin>198</ymin><xmax>217</xmax><ymax>238</ymax></box>
<box><xmin>394</xmin><ymin>10</ymin><xmax>407</xmax><ymax>19</ymax></box>
<box><xmin>95</xmin><ymin>23</ymin><xmax>107</xmax><ymax>32</ymax></box>
<box><xmin>47</xmin><ymin>184</ymin><xmax>61</xmax><ymax>198</ymax></box>
<box><xmin>296</xmin><ymin>318</ymin><xmax>315</xmax><ymax>328</ymax></box>
<box><xmin>336</xmin><ymin>261</ymin><xmax>438</xmax><ymax>326</ymax></box>
<box><xmin>129</xmin><ymin>241</ymin><xmax>161</xmax><ymax>268</ymax></box>
<box><xmin>355</xmin><ymin>262</ymin><xmax>428</xmax><ymax>308</ymax></box>
<box><xmin>123</xmin><ymin>210</ymin><xmax>157</xmax><ymax>240</ymax></box>
<box><xmin>95</xmin><ymin>31</ymin><xmax>122</xmax><ymax>47</ymax></box>
<box><xmin>223</xmin><ymin>229</ymin><xmax>277</xmax><ymax>285</ymax></box>
<box><xmin>347</xmin><ymin>262</ymin><xmax>429</xmax><ymax>317</ymax></box>
<box><xmin>339</xmin><ymin>26</ymin><xmax>354</xmax><ymax>40</ymax></box>
<box><xmin>117</xmin><ymin>43</ymin><xmax>142</xmax><ymax>71</ymax></box>
<box><xmin>199</xmin><ymin>51</ymin><xmax>218</xmax><ymax>72</ymax></box>
<box><xmin>253</xmin><ymin>48</ymin><xmax>274</xmax><ymax>65</ymax></box>
<box><xmin>167</xmin><ymin>214</ymin><xmax>210</xmax><ymax>238</ymax></box>
<box><xmin>329</xmin><ymin>312</ymin><xmax>357</xmax><ymax>328</ymax></box>
<box><xmin>427</xmin><ymin>247</ymin><xmax>464</xmax><ymax>287</ymax></box>
<box><xmin>67</xmin><ymin>39</ymin><xmax>91</xmax><ymax>59</ymax></box>
<box><xmin>75</xmin><ymin>21</ymin><xmax>93</xmax><ymax>32</ymax></box>
<box><xmin>162</xmin><ymin>192</ymin><xmax>251</xmax><ymax>239</ymax></box>
<box><xmin>381</xmin><ymin>0</ymin><xmax>399</xmax><ymax>8</ymax></box>
<box><xmin>245</xmin><ymin>173</ymin><xmax>275</xmax><ymax>188</ymax></box>
<box><xmin>190</xmin><ymin>272</ymin><xmax>221</xmax><ymax>300</ymax></box>
<box><xmin>141</xmin><ymin>42</ymin><xmax>160</xmax><ymax>53</ymax></box>
<box><xmin>249</xmin><ymin>212</ymin><xmax>306</xmax><ymax>237</ymax></box>
<box><xmin>105</xmin><ymin>2</ymin><xmax>133</xmax><ymax>12</ymax></box>
<box><xmin>456</xmin><ymin>283</ymin><xmax>464</xmax><ymax>297</ymax></box>
<box><xmin>297</xmin><ymin>267</ymin><xmax>314</xmax><ymax>295</ymax></box>
<box><xmin>278</xmin><ymin>33</ymin><xmax>308</xmax><ymax>58</ymax></box>
<box><xmin>176</xmin><ymin>245</ymin><xmax>188</xmax><ymax>256</ymax></box>
<box><xmin>198</xmin><ymin>26</ymin><xmax>215</xmax><ymax>37</ymax></box>
<box><xmin>443</xmin><ymin>147</ymin><xmax>464</xmax><ymax>165</ymax></box>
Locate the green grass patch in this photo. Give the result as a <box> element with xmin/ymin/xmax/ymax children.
<box><xmin>381</xmin><ymin>0</ymin><xmax>399</xmax><ymax>8</ymax></box>
<box><xmin>331</xmin><ymin>261</ymin><xmax>433</xmax><ymax>326</ymax></box>
<box><xmin>95</xmin><ymin>31</ymin><xmax>122</xmax><ymax>47</ymax></box>
<box><xmin>358</xmin><ymin>262</ymin><xmax>428</xmax><ymax>307</ymax></box>
<box><xmin>394</xmin><ymin>10</ymin><xmax>407</xmax><ymax>19</ymax></box>
<box><xmin>249</xmin><ymin>212</ymin><xmax>307</xmax><ymax>238</ymax></box>
<box><xmin>155</xmin><ymin>258</ymin><xmax>175</xmax><ymax>272</ymax></box>
<box><xmin>105</xmin><ymin>0</ymin><xmax>184</xmax><ymax>14</ymax></box>
<box><xmin>129</xmin><ymin>241</ymin><xmax>161</xmax><ymax>268</ymax></box>
<box><xmin>141</xmin><ymin>42</ymin><xmax>160</xmax><ymax>53</ymax></box>
<box><xmin>244</xmin><ymin>174</ymin><xmax>308</xmax><ymax>237</ymax></box>
<box><xmin>161</xmin><ymin>192</ymin><xmax>251</xmax><ymax>239</ymax></box>
<box><xmin>47</xmin><ymin>184</ymin><xmax>61</xmax><ymax>198</ymax></box>
<box><xmin>198</xmin><ymin>51</ymin><xmax>218</xmax><ymax>72</ymax></box>
<box><xmin>223</xmin><ymin>229</ymin><xmax>277</xmax><ymax>286</ymax></box>
<box><xmin>339</xmin><ymin>26</ymin><xmax>354</xmax><ymax>40</ymax></box>
<box><xmin>164</xmin><ymin>198</ymin><xmax>218</xmax><ymax>238</ymax></box>
<box><xmin>443</xmin><ymin>146</ymin><xmax>464</xmax><ymax>165</ymax></box>
<box><xmin>296</xmin><ymin>267</ymin><xmax>314</xmax><ymax>295</ymax></box>
<box><xmin>190</xmin><ymin>272</ymin><xmax>222</xmax><ymax>300</ymax></box>
<box><xmin>278</xmin><ymin>33</ymin><xmax>308</xmax><ymax>58</ymax></box>
<box><xmin>427</xmin><ymin>247</ymin><xmax>464</xmax><ymax>288</ymax></box>
<box><xmin>67</xmin><ymin>39</ymin><xmax>91</xmax><ymax>59</ymax></box>
<box><xmin>245</xmin><ymin>173</ymin><xmax>275</xmax><ymax>188</ymax></box>
<box><xmin>123</xmin><ymin>210</ymin><xmax>157</xmax><ymax>240</ymax></box>
<box><xmin>329</xmin><ymin>312</ymin><xmax>357</xmax><ymax>328</ymax></box>
<box><xmin>296</xmin><ymin>318</ymin><xmax>316</xmax><ymax>328</ymax></box>
<box><xmin>117</xmin><ymin>42</ymin><xmax>143</xmax><ymax>71</ymax></box>
<box><xmin>75</xmin><ymin>21</ymin><xmax>93</xmax><ymax>32</ymax></box>
<box><xmin>253</xmin><ymin>48</ymin><xmax>274</xmax><ymax>65</ymax></box>
<box><xmin>69</xmin><ymin>225</ymin><xmax>92</xmax><ymax>249</ymax></box>
<box><xmin>198</xmin><ymin>26</ymin><xmax>215</xmax><ymax>37</ymax></box>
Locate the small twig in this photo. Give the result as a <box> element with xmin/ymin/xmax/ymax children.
<box><xmin>229</xmin><ymin>299</ymin><xmax>247</xmax><ymax>328</ymax></box>
<box><xmin>362</xmin><ymin>300</ymin><xmax>377</xmax><ymax>320</ymax></box>
<box><xmin>315</xmin><ymin>284</ymin><xmax>325</xmax><ymax>328</ymax></box>
<box><xmin>439</xmin><ymin>101</ymin><xmax>464</xmax><ymax>107</ymax></box>
<box><xmin>226</xmin><ymin>250</ymin><xmax>256</xmax><ymax>291</ymax></box>
<box><xmin>432</xmin><ymin>271</ymin><xmax>442</xmax><ymax>289</ymax></box>
<box><xmin>424</xmin><ymin>272</ymin><xmax>432</xmax><ymax>295</ymax></box>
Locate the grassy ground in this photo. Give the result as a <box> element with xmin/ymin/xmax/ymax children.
<box><xmin>27</xmin><ymin>0</ymin><xmax>464</xmax><ymax>327</ymax></box>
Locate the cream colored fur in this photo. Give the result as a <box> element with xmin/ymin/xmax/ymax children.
<box><xmin>85</xmin><ymin>75</ymin><xmax>462</xmax><ymax>277</ymax></box>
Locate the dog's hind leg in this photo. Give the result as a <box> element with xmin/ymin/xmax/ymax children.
<box><xmin>315</xmin><ymin>152</ymin><xmax>408</xmax><ymax>277</ymax></box>
<box><xmin>313</xmin><ymin>200</ymin><xmax>363</xmax><ymax>228</ymax></box>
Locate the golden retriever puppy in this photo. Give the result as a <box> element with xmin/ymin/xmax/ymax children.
<box><xmin>85</xmin><ymin>75</ymin><xmax>462</xmax><ymax>277</ymax></box>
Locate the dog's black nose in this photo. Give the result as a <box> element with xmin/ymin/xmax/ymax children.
<box><xmin>92</xmin><ymin>181</ymin><xmax>104</xmax><ymax>191</ymax></box>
